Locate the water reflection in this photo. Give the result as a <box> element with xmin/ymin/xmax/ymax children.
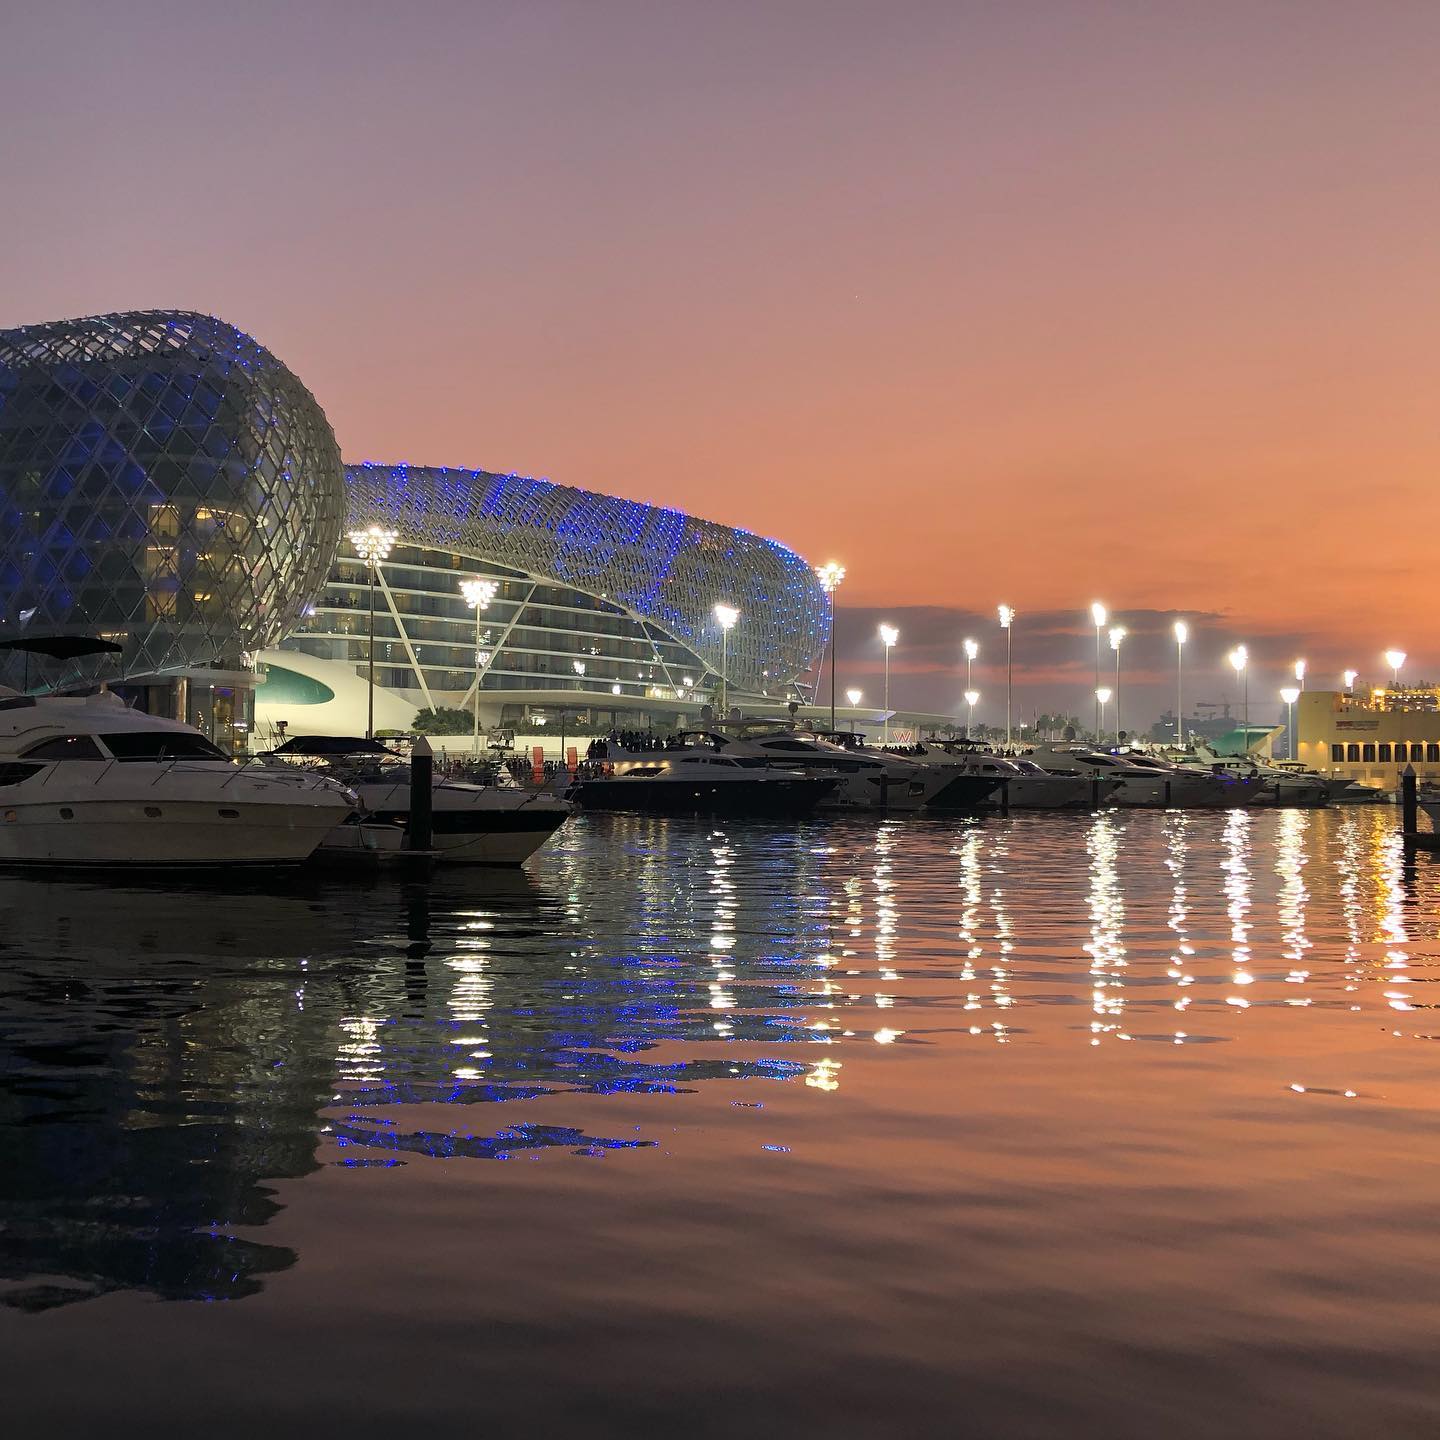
<box><xmin>5</xmin><ymin>807</ymin><xmax>1440</xmax><ymax>1333</ymax></box>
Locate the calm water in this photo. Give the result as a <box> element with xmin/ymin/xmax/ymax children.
<box><xmin>4</xmin><ymin>807</ymin><xmax>1440</xmax><ymax>1436</ymax></box>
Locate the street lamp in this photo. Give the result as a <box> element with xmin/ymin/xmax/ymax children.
<box><xmin>1385</xmin><ymin>649</ymin><xmax>1406</xmax><ymax>688</ymax></box>
<box><xmin>879</xmin><ymin>624</ymin><xmax>899</xmax><ymax>743</ymax></box>
<box><xmin>1090</xmin><ymin>602</ymin><xmax>1107</xmax><ymax>740</ymax></box>
<box><xmin>997</xmin><ymin>604</ymin><xmax>1015</xmax><ymax>747</ymax></box>
<box><xmin>1108</xmin><ymin>625</ymin><xmax>1127</xmax><ymax>744</ymax></box>
<box><xmin>1343</xmin><ymin>669</ymin><xmax>1358</xmax><ymax>693</ymax></box>
<box><xmin>815</xmin><ymin>562</ymin><xmax>846</xmax><ymax>731</ymax></box>
<box><xmin>845</xmin><ymin>686</ymin><xmax>862</xmax><ymax>734</ymax></box>
<box><xmin>964</xmin><ymin>688</ymin><xmax>980</xmax><ymax>738</ymax></box>
<box><xmin>1095</xmin><ymin>686</ymin><xmax>1112</xmax><ymax>745</ymax></box>
<box><xmin>1173</xmin><ymin>620</ymin><xmax>1189</xmax><ymax>746</ymax></box>
<box><xmin>459</xmin><ymin>576</ymin><xmax>498</xmax><ymax>753</ymax></box>
<box><xmin>1294</xmin><ymin>658</ymin><xmax>1306</xmax><ymax>690</ymax></box>
<box><xmin>714</xmin><ymin>604</ymin><xmax>739</xmax><ymax>716</ymax></box>
<box><xmin>1229</xmin><ymin>645</ymin><xmax>1249</xmax><ymax>750</ymax></box>
<box><xmin>1280</xmin><ymin>685</ymin><xmax>1300</xmax><ymax>761</ymax></box>
<box><xmin>963</xmin><ymin>637</ymin><xmax>978</xmax><ymax>693</ymax></box>
<box><xmin>350</xmin><ymin>525</ymin><xmax>398</xmax><ymax>739</ymax></box>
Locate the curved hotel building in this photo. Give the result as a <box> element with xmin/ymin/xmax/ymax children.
<box><xmin>0</xmin><ymin>309</ymin><xmax>829</xmax><ymax>749</ymax></box>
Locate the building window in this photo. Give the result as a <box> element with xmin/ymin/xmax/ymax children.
<box><xmin>1429</xmin><ymin>745</ymin><xmax>1440</xmax><ymax>763</ymax></box>
<box><xmin>1379</xmin><ymin>744</ymin><xmax>1392</xmax><ymax>762</ymax></box>
<box><xmin>1347</xmin><ymin>744</ymin><xmax>1361</xmax><ymax>762</ymax></box>
<box><xmin>1363</xmin><ymin>744</ymin><xmax>1376</xmax><ymax>762</ymax></box>
<box><xmin>1331</xmin><ymin>744</ymin><xmax>1345</xmax><ymax>762</ymax></box>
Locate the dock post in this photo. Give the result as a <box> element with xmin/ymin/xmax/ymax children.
<box><xmin>1401</xmin><ymin>763</ymin><xmax>1417</xmax><ymax>838</ymax></box>
<box><xmin>409</xmin><ymin>735</ymin><xmax>434</xmax><ymax>852</ymax></box>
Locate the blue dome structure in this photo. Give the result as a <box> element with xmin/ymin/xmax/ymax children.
<box><xmin>0</xmin><ymin>310</ymin><xmax>345</xmax><ymax>691</ymax></box>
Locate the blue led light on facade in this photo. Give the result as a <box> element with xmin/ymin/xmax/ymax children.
<box><xmin>0</xmin><ymin>309</ymin><xmax>345</xmax><ymax>690</ymax></box>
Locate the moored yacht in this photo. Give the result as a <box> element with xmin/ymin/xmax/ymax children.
<box><xmin>269</xmin><ymin>736</ymin><xmax>572</xmax><ymax>865</ymax></box>
<box><xmin>0</xmin><ymin>687</ymin><xmax>355</xmax><ymax>867</ymax></box>
<box><xmin>569</xmin><ymin>750</ymin><xmax>836</xmax><ymax>814</ymax></box>
<box><xmin>906</xmin><ymin>739</ymin><xmax>1119</xmax><ymax>810</ymax></box>
<box><xmin>1182</xmin><ymin>749</ymin><xmax>1331</xmax><ymax>807</ymax></box>
<box><xmin>1026</xmin><ymin>744</ymin><xmax>1257</xmax><ymax>808</ymax></box>
<box><xmin>651</xmin><ymin>723</ymin><xmax>966</xmax><ymax>811</ymax></box>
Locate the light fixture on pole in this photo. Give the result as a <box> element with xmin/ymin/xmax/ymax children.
<box><xmin>350</xmin><ymin>525</ymin><xmax>398</xmax><ymax>740</ymax></box>
<box><xmin>1090</xmin><ymin>602</ymin><xmax>1107</xmax><ymax>740</ymax></box>
<box><xmin>1343</xmin><ymin>669</ymin><xmax>1358</xmax><ymax>693</ymax></box>
<box><xmin>1173</xmin><ymin>620</ymin><xmax>1189</xmax><ymax>746</ymax></box>
<box><xmin>1280</xmin><ymin>685</ymin><xmax>1300</xmax><ymax>761</ymax></box>
<box><xmin>997</xmin><ymin>604</ymin><xmax>1015</xmax><ymax>747</ymax></box>
<box><xmin>1108</xmin><ymin>625</ymin><xmax>1127</xmax><ymax>744</ymax></box>
<box><xmin>964</xmin><ymin>688</ymin><xmax>980</xmax><ymax>738</ymax></box>
<box><xmin>845</xmin><ymin>686</ymin><xmax>862</xmax><ymax>734</ymax></box>
<box><xmin>1095</xmin><ymin>686</ymin><xmax>1112</xmax><ymax>745</ymax></box>
<box><xmin>879</xmin><ymin>624</ymin><xmax>899</xmax><ymax>744</ymax></box>
<box><xmin>1385</xmin><ymin>649</ymin><xmax>1406</xmax><ymax>689</ymax></box>
<box><xmin>459</xmin><ymin>576</ymin><xmax>498</xmax><ymax>754</ymax></box>
<box><xmin>1294</xmin><ymin>658</ymin><xmax>1306</xmax><ymax>691</ymax></box>
<box><xmin>714</xmin><ymin>604</ymin><xmax>739</xmax><ymax>717</ymax></box>
<box><xmin>963</xmin><ymin>637</ymin><xmax>978</xmax><ymax>693</ymax></box>
<box><xmin>815</xmin><ymin>562</ymin><xmax>846</xmax><ymax>731</ymax></box>
<box><xmin>1229</xmin><ymin>645</ymin><xmax>1249</xmax><ymax>750</ymax></box>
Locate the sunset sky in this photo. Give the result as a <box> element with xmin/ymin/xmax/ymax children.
<box><xmin>3</xmin><ymin>0</ymin><xmax>1437</xmax><ymax>723</ymax></box>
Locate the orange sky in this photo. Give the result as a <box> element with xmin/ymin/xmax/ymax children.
<box><xmin>2</xmin><ymin>1</ymin><xmax>1438</xmax><ymax>714</ymax></box>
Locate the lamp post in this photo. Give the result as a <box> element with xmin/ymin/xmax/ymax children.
<box><xmin>997</xmin><ymin>604</ymin><xmax>1015</xmax><ymax>747</ymax></box>
<box><xmin>1229</xmin><ymin>645</ymin><xmax>1249</xmax><ymax>751</ymax></box>
<box><xmin>459</xmin><ymin>577</ymin><xmax>498</xmax><ymax>754</ymax></box>
<box><xmin>1095</xmin><ymin>686</ymin><xmax>1112</xmax><ymax>745</ymax></box>
<box><xmin>714</xmin><ymin>604</ymin><xmax>739</xmax><ymax>717</ymax></box>
<box><xmin>879</xmin><ymin>624</ymin><xmax>899</xmax><ymax>743</ymax></box>
<box><xmin>846</xmin><ymin>687</ymin><xmax>862</xmax><ymax>734</ymax></box>
<box><xmin>349</xmin><ymin>525</ymin><xmax>398</xmax><ymax>739</ymax></box>
<box><xmin>963</xmin><ymin>637</ymin><xmax>978</xmax><ymax>693</ymax></box>
<box><xmin>1090</xmin><ymin>602</ymin><xmax>1107</xmax><ymax>740</ymax></box>
<box><xmin>1343</xmin><ymin>669</ymin><xmax>1357</xmax><ymax>693</ymax></box>
<box><xmin>815</xmin><ymin>562</ymin><xmax>846</xmax><ymax>730</ymax></box>
<box><xmin>1385</xmin><ymin>649</ymin><xmax>1406</xmax><ymax>689</ymax></box>
<box><xmin>964</xmin><ymin>688</ymin><xmax>980</xmax><ymax>739</ymax></box>
<box><xmin>1108</xmin><ymin>625</ymin><xmax>1127</xmax><ymax>745</ymax></box>
<box><xmin>1173</xmin><ymin>620</ymin><xmax>1189</xmax><ymax>746</ymax></box>
<box><xmin>1280</xmin><ymin>686</ymin><xmax>1300</xmax><ymax>761</ymax></box>
<box><xmin>1294</xmin><ymin>658</ymin><xmax>1306</xmax><ymax>692</ymax></box>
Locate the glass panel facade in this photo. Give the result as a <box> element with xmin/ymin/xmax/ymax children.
<box><xmin>0</xmin><ymin>310</ymin><xmax>345</xmax><ymax>691</ymax></box>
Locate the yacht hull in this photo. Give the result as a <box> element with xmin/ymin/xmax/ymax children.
<box><xmin>0</xmin><ymin>798</ymin><xmax>341</xmax><ymax>867</ymax></box>
<box><xmin>570</xmin><ymin>776</ymin><xmax>834</xmax><ymax>815</ymax></box>
<box><xmin>329</xmin><ymin>782</ymin><xmax>571</xmax><ymax>866</ymax></box>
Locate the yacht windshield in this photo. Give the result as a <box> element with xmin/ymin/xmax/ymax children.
<box><xmin>100</xmin><ymin>732</ymin><xmax>230</xmax><ymax>762</ymax></box>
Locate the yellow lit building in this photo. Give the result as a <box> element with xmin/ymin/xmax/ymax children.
<box><xmin>1296</xmin><ymin>687</ymin><xmax>1440</xmax><ymax>788</ymax></box>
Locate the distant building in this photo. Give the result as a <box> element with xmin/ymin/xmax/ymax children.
<box><xmin>1296</xmin><ymin>687</ymin><xmax>1440</xmax><ymax>787</ymax></box>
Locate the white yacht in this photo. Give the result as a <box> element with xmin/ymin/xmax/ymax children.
<box><xmin>1026</xmin><ymin>744</ymin><xmax>1258</xmax><ymax>808</ymax></box>
<box><xmin>907</xmin><ymin>740</ymin><xmax>1120</xmax><ymax>810</ymax></box>
<box><xmin>1181</xmin><ymin>749</ymin><xmax>1331</xmax><ymax>807</ymax></box>
<box><xmin>0</xmin><ymin>687</ymin><xmax>356</xmax><ymax>868</ymax></box>
<box><xmin>269</xmin><ymin>736</ymin><xmax>572</xmax><ymax>865</ymax></box>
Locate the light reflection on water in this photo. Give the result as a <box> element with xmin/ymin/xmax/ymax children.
<box><xmin>3</xmin><ymin>807</ymin><xmax>1440</xmax><ymax>1435</ymax></box>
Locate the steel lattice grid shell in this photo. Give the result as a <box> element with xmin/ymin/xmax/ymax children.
<box><xmin>344</xmin><ymin>463</ymin><xmax>829</xmax><ymax>696</ymax></box>
<box><xmin>0</xmin><ymin>310</ymin><xmax>345</xmax><ymax>689</ymax></box>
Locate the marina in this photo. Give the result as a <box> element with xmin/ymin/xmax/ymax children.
<box><xmin>5</xmin><ymin>805</ymin><xmax>1440</xmax><ymax>1436</ymax></box>
<box><xmin>5</xmin><ymin>3</ymin><xmax>1440</xmax><ymax>1433</ymax></box>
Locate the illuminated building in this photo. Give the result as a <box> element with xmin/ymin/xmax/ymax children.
<box><xmin>263</xmin><ymin>463</ymin><xmax>829</xmax><ymax>738</ymax></box>
<box><xmin>0</xmin><ymin>308</ymin><xmax>834</xmax><ymax>747</ymax></box>
<box><xmin>1296</xmin><ymin>686</ymin><xmax>1440</xmax><ymax>786</ymax></box>
<box><xmin>0</xmin><ymin>310</ymin><xmax>345</xmax><ymax>746</ymax></box>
